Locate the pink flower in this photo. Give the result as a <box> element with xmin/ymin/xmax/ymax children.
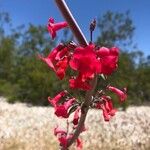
<box><xmin>48</xmin><ymin>90</ymin><xmax>67</xmax><ymax>107</ymax></box>
<box><xmin>69</xmin><ymin>44</ymin><xmax>101</xmax><ymax>80</ymax></box>
<box><xmin>54</xmin><ymin>127</ymin><xmax>68</xmax><ymax>148</ymax></box>
<box><xmin>48</xmin><ymin>91</ymin><xmax>76</xmax><ymax>118</ymax></box>
<box><xmin>76</xmin><ymin>138</ymin><xmax>83</xmax><ymax>150</ymax></box>
<box><xmin>96</xmin><ymin>102</ymin><xmax>110</xmax><ymax>121</ymax></box>
<box><xmin>38</xmin><ymin>44</ymin><xmax>63</xmax><ymax>70</ymax></box>
<box><xmin>96</xmin><ymin>47</ymin><xmax>119</xmax><ymax>75</ymax></box>
<box><xmin>73</xmin><ymin>107</ymin><xmax>81</xmax><ymax>125</ymax></box>
<box><xmin>96</xmin><ymin>96</ymin><xmax>116</xmax><ymax>121</ymax></box>
<box><xmin>54</xmin><ymin>126</ymin><xmax>67</xmax><ymax>136</ymax></box>
<box><xmin>69</xmin><ymin>75</ymin><xmax>92</xmax><ymax>91</ymax></box>
<box><xmin>55</xmin><ymin>47</ymin><xmax>68</xmax><ymax>61</ymax></box>
<box><xmin>48</xmin><ymin>91</ymin><xmax>75</xmax><ymax>118</ymax></box>
<box><xmin>59</xmin><ymin>136</ymin><xmax>68</xmax><ymax>148</ymax></box>
<box><xmin>39</xmin><ymin>44</ymin><xmax>69</xmax><ymax>79</ymax></box>
<box><xmin>54</xmin><ymin>127</ymin><xmax>82</xmax><ymax>149</ymax></box>
<box><xmin>47</xmin><ymin>18</ymin><xmax>68</xmax><ymax>39</ymax></box>
<box><xmin>107</xmin><ymin>86</ymin><xmax>127</xmax><ymax>102</ymax></box>
<box><xmin>54</xmin><ymin>98</ymin><xmax>75</xmax><ymax>118</ymax></box>
<box><xmin>102</xmin><ymin>96</ymin><xmax>117</xmax><ymax>116</ymax></box>
<box><xmin>55</xmin><ymin>56</ymin><xmax>69</xmax><ymax>80</ymax></box>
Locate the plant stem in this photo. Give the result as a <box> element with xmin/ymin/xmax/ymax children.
<box><xmin>54</xmin><ymin>0</ymin><xmax>97</xmax><ymax>149</ymax></box>
<box><xmin>67</xmin><ymin>76</ymin><xmax>97</xmax><ymax>148</ymax></box>
<box><xmin>54</xmin><ymin>0</ymin><xmax>88</xmax><ymax>46</ymax></box>
<box><xmin>90</xmin><ymin>30</ymin><xmax>93</xmax><ymax>42</ymax></box>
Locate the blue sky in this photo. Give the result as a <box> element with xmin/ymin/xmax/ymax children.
<box><xmin>0</xmin><ymin>0</ymin><xmax>150</xmax><ymax>55</ymax></box>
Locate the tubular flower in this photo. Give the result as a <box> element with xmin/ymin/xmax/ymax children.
<box><xmin>107</xmin><ymin>85</ymin><xmax>127</xmax><ymax>102</ymax></box>
<box><xmin>54</xmin><ymin>98</ymin><xmax>75</xmax><ymax>118</ymax></box>
<box><xmin>96</xmin><ymin>96</ymin><xmax>116</xmax><ymax>121</ymax></box>
<box><xmin>38</xmin><ymin>44</ymin><xmax>64</xmax><ymax>70</ymax></box>
<box><xmin>39</xmin><ymin>44</ymin><xmax>69</xmax><ymax>79</ymax></box>
<box><xmin>73</xmin><ymin>107</ymin><xmax>81</xmax><ymax>125</ymax></box>
<box><xmin>54</xmin><ymin>127</ymin><xmax>83</xmax><ymax>150</ymax></box>
<box><xmin>102</xmin><ymin>96</ymin><xmax>117</xmax><ymax>116</ymax></box>
<box><xmin>69</xmin><ymin>44</ymin><xmax>101</xmax><ymax>80</ymax></box>
<box><xmin>55</xmin><ymin>56</ymin><xmax>69</xmax><ymax>80</ymax></box>
<box><xmin>68</xmin><ymin>44</ymin><xmax>99</xmax><ymax>91</ymax></box>
<box><xmin>54</xmin><ymin>126</ymin><xmax>67</xmax><ymax>136</ymax></box>
<box><xmin>96</xmin><ymin>47</ymin><xmax>119</xmax><ymax>75</ymax></box>
<box><xmin>47</xmin><ymin>17</ymin><xmax>68</xmax><ymax>39</ymax></box>
<box><xmin>76</xmin><ymin>138</ymin><xmax>83</xmax><ymax>150</ymax></box>
<box><xmin>48</xmin><ymin>91</ymin><xmax>75</xmax><ymax>118</ymax></box>
<box><xmin>48</xmin><ymin>90</ymin><xmax>67</xmax><ymax>107</ymax></box>
<box><xmin>54</xmin><ymin>127</ymin><xmax>68</xmax><ymax>148</ymax></box>
<box><xmin>96</xmin><ymin>102</ymin><xmax>110</xmax><ymax>121</ymax></box>
<box><xmin>69</xmin><ymin>74</ymin><xmax>92</xmax><ymax>91</ymax></box>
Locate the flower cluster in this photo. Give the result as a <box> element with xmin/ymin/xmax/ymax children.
<box><xmin>39</xmin><ymin>41</ymin><xmax>119</xmax><ymax>91</ymax></box>
<box><xmin>48</xmin><ymin>90</ymin><xmax>83</xmax><ymax>149</ymax></box>
<box><xmin>54</xmin><ymin>126</ymin><xmax>83</xmax><ymax>149</ymax></box>
<box><xmin>39</xmin><ymin>18</ymin><xmax>127</xmax><ymax>150</ymax></box>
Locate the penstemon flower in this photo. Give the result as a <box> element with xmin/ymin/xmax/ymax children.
<box><xmin>73</xmin><ymin>107</ymin><xmax>81</xmax><ymax>125</ymax></box>
<box><xmin>95</xmin><ymin>95</ymin><xmax>117</xmax><ymax>121</ymax></box>
<box><xmin>39</xmin><ymin>0</ymin><xmax>127</xmax><ymax>149</ymax></box>
<box><xmin>47</xmin><ymin>18</ymin><xmax>68</xmax><ymax>39</ymax></box>
<box><xmin>96</xmin><ymin>46</ymin><xmax>119</xmax><ymax>75</ymax></box>
<box><xmin>107</xmin><ymin>85</ymin><xmax>127</xmax><ymax>102</ymax></box>
<box><xmin>38</xmin><ymin>44</ymin><xmax>69</xmax><ymax>79</ymax></box>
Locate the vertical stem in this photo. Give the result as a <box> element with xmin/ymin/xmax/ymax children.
<box><xmin>54</xmin><ymin>0</ymin><xmax>88</xmax><ymax>46</ymax></box>
<box><xmin>54</xmin><ymin>0</ymin><xmax>97</xmax><ymax>149</ymax></box>
<box><xmin>90</xmin><ymin>30</ymin><xmax>93</xmax><ymax>42</ymax></box>
<box><xmin>67</xmin><ymin>76</ymin><xmax>97</xmax><ymax>147</ymax></box>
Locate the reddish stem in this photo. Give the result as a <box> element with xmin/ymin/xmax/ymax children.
<box><xmin>54</xmin><ymin>0</ymin><xmax>88</xmax><ymax>46</ymax></box>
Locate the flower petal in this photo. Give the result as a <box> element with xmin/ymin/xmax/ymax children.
<box><xmin>107</xmin><ymin>86</ymin><xmax>127</xmax><ymax>102</ymax></box>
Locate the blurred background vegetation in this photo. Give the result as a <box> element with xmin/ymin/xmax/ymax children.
<box><xmin>0</xmin><ymin>11</ymin><xmax>149</xmax><ymax>107</ymax></box>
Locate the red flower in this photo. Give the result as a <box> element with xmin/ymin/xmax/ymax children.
<box><xmin>96</xmin><ymin>96</ymin><xmax>116</xmax><ymax>121</ymax></box>
<box><xmin>54</xmin><ymin>126</ymin><xmax>67</xmax><ymax>136</ymax></box>
<box><xmin>55</xmin><ymin>56</ymin><xmax>69</xmax><ymax>80</ymax></box>
<box><xmin>73</xmin><ymin>107</ymin><xmax>81</xmax><ymax>125</ymax></box>
<box><xmin>76</xmin><ymin>138</ymin><xmax>83</xmax><ymax>150</ymax></box>
<box><xmin>69</xmin><ymin>74</ymin><xmax>92</xmax><ymax>91</ymax></box>
<box><xmin>58</xmin><ymin>136</ymin><xmax>68</xmax><ymax>148</ymax></box>
<box><xmin>102</xmin><ymin>96</ymin><xmax>117</xmax><ymax>116</ymax></box>
<box><xmin>69</xmin><ymin>44</ymin><xmax>101</xmax><ymax>79</ymax></box>
<box><xmin>47</xmin><ymin>18</ymin><xmax>68</xmax><ymax>39</ymax></box>
<box><xmin>39</xmin><ymin>44</ymin><xmax>69</xmax><ymax>79</ymax></box>
<box><xmin>55</xmin><ymin>47</ymin><xmax>69</xmax><ymax>61</ymax></box>
<box><xmin>38</xmin><ymin>44</ymin><xmax>61</xmax><ymax>70</ymax></box>
<box><xmin>107</xmin><ymin>86</ymin><xmax>127</xmax><ymax>102</ymax></box>
<box><xmin>54</xmin><ymin>127</ymin><xmax>83</xmax><ymax>150</ymax></box>
<box><xmin>48</xmin><ymin>91</ymin><xmax>75</xmax><ymax>118</ymax></box>
<box><xmin>48</xmin><ymin>90</ymin><xmax>67</xmax><ymax>107</ymax></box>
<box><xmin>54</xmin><ymin>98</ymin><xmax>75</xmax><ymax>118</ymax></box>
<box><xmin>96</xmin><ymin>102</ymin><xmax>110</xmax><ymax>121</ymax></box>
<box><xmin>54</xmin><ymin>127</ymin><xmax>68</xmax><ymax>148</ymax></box>
<box><xmin>96</xmin><ymin>47</ymin><xmax>119</xmax><ymax>75</ymax></box>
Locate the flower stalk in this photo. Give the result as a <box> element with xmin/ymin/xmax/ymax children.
<box><xmin>54</xmin><ymin>0</ymin><xmax>97</xmax><ymax>149</ymax></box>
<box><xmin>54</xmin><ymin>0</ymin><xmax>88</xmax><ymax>46</ymax></box>
<box><xmin>67</xmin><ymin>76</ymin><xmax>97</xmax><ymax>148</ymax></box>
<box><xmin>39</xmin><ymin>0</ymin><xmax>127</xmax><ymax>149</ymax></box>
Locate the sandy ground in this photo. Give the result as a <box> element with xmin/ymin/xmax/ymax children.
<box><xmin>0</xmin><ymin>97</ymin><xmax>150</xmax><ymax>150</ymax></box>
